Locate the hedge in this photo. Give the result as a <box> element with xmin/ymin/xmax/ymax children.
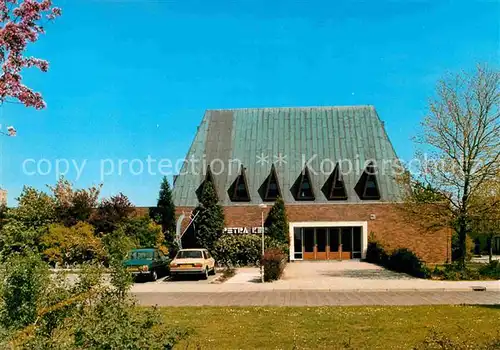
<box><xmin>212</xmin><ymin>234</ymin><xmax>288</xmax><ymax>267</ymax></box>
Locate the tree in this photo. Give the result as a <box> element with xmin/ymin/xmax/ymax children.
<box><xmin>265</xmin><ymin>196</ymin><xmax>289</xmax><ymax>245</ymax></box>
<box><xmin>91</xmin><ymin>193</ymin><xmax>134</xmax><ymax>235</ymax></box>
<box><xmin>8</xmin><ymin>186</ymin><xmax>56</xmax><ymax>228</ymax></box>
<box><xmin>40</xmin><ymin>222</ymin><xmax>105</xmax><ymax>266</ymax></box>
<box><xmin>0</xmin><ymin>204</ymin><xmax>7</xmax><ymax>231</ymax></box>
<box><xmin>153</xmin><ymin>177</ymin><xmax>177</xmax><ymax>256</ymax></box>
<box><xmin>408</xmin><ymin>65</ymin><xmax>499</xmax><ymax>268</ymax></box>
<box><xmin>120</xmin><ymin>216</ymin><xmax>163</xmax><ymax>249</ymax></box>
<box><xmin>0</xmin><ymin>0</ymin><xmax>61</xmax><ymax>109</ymax></box>
<box><xmin>193</xmin><ymin>180</ymin><xmax>224</xmax><ymax>252</ymax></box>
<box><xmin>48</xmin><ymin>178</ymin><xmax>101</xmax><ymax>226</ymax></box>
<box><xmin>0</xmin><ymin>187</ymin><xmax>56</xmax><ymax>258</ymax></box>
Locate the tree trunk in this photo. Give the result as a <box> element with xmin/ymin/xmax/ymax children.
<box><xmin>489</xmin><ymin>237</ymin><xmax>493</xmax><ymax>263</ymax></box>
<box><xmin>458</xmin><ymin>216</ymin><xmax>467</xmax><ymax>269</ymax></box>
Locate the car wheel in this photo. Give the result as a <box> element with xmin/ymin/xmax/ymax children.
<box><xmin>150</xmin><ymin>269</ymin><xmax>158</xmax><ymax>282</ymax></box>
<box><xmin>209</xmin><ymin>267</ymin><xmax>216</xmax><ymax>276</ymax></box>
<box><xmin>201</xmin><ymin>268</ymin><xmax>208</xmax><ymax>280</ymax></box>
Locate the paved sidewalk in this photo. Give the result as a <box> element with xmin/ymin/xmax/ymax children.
<box><xmin>131</xmin><ymin>261</ymin><xmax>500</xmax><ymax>293</ymax></box>
<box><xmin>134</xmin><ymin>291</ymin><xmax>500</xmax><ymax>306</ymax></box>
<box><xmin>131</xmin><ymin>279</ymin><xmax>500</xmax><ymax>293</ymax></box>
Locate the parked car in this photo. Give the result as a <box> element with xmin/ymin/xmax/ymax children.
<box><xmin>123</xmin><ymin>248</ymin><xmax>170</xmax><ymax>281</ymax></box>
<box><xmin>169</xmin><ymin>248</ymin><xmax>216</xmax><ymax>280</ymax></box>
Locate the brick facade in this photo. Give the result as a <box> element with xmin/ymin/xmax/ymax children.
<box><xmin>175</xmin><ymin>203</ymin><xmax>451</xmax><ymax>264</ymax></box>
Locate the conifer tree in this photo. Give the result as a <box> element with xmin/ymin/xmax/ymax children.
<box><xmin>265</xmin><ymin>197</ymin><xmax>289</xmax><ymax>244</ymax></box>
<box><xmin>193</xmin><ymin>181</ymin><xmax>225</xmax><ymax>252</ymax></box>
<box><xmin>154</xmin><ymin>177</ymin><xmax>177</xmax><ymax>256</ymax></box>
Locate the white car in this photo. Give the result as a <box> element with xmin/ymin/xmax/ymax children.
<box><xmin>169</xmin><ymin>248</ymin><xmax>216</xmax><ymax>280</ymax></box>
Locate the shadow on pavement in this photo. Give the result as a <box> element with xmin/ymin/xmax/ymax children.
<box><xmin>319</xmin><ymin>269</ymin><xmax>414</xmax><ymax>280</ymax></box>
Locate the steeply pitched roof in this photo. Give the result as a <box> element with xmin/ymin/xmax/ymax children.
<box><xmin>172</xmin><ymin>106</ymin><xmax>404</xmax><ymax>206</ymax></box>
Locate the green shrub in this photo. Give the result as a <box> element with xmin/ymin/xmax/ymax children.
<box><xmin>261</xmin><ymin>248</ymin><xmax>287</xmax><ymax>282</ymax></box>
<box><xmin>41</xmin><ymin>222</ymin><xmax>105</xmax><ymax>266</ymax></box>
<box><xmin>120</xmin><ymin>216</ymin><xmax>163</xmax><ymax>248</ymax></box>
<box><xmin>0</xmin><ymin>253</ymin><xmax>50</xmax><ymax>330</ymax></box>
<box><xmin>388</xmin><ymin>248</ymin><xmax>430</xmax><ymax>278</ymax></box>
<box><xmin>365</xmin><ymin>241</ymin><xmax>429</xmax><ymax>278</ymax></box>
<box><xmin>102</xmin><ymin>228</ymin><xmax>137</xmax><ymax>263</ymax></box>
<box><xmin>213</xmin><ymin>234</ymin><xmax>287</xmax><ymax>267</ymax></box>
<box><xmin>433</xmin><ymin>263</ymin><xmax>481</xmax><ymax>280</ymax></box>
<box><xmin>365</xmin><ymin>241</ymin><xmax>388</xmax><ymax>265</ymax></box>
<box><xmin>478</xmin><ymin>260</ymin><xmax>500</xmax><ymax>279</ymax></box>
<box><xmin>0</xmin><ymin>256</ymin><xmax>189</xmax><ymax>349</ymax></box>
<box><xmin>415</xmin><ymin>328</ymin><xmax>500</xmax><ymax>349</ymax></box>
<box><xmin>71</xmin><ymin>292</ymin><xmax>189</xmax><ymax>349</ymax></box>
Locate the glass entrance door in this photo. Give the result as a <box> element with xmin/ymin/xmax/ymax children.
<box><xmin>328</xmin><ymin>228</ymin><xmax>340</xmax><ymax>260</ymax></box>
<box><xmin>303</xmin><ymin>228</ymin><xmax>314</xmax><ymax>260</ymax></box>
<box><xmin>341</xmin><ymin>228</ymin><xmax>352</xmax><ymax>259</ymax></box>
<box><xmin>293</xmin><ymin>228</ymin><xmax>303</xmax><ymax>260</ymax></box>
<box><xmin>294</xmin><ymin>226</ymin><xmax>363</xmax><ymax>260</ymax></box>
<box><xmin>316</xmin><ymin>228</ymin><xmax>327</xmax><ymax>259</ymax></box>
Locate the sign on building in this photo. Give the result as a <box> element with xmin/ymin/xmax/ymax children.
<box><xmin>223</xmin><ymin>227</ymin><xmax>265</xmax><ymax>234</ymax></box>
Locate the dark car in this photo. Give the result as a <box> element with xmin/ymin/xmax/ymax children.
<box><xmin>123</xmin><ymin>248</ymin><xmax>170</xmax><ymax>281</ymax></box>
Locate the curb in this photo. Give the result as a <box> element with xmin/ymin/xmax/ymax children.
<box><xmin>131</xmin><ymin>287</ymin><xmax>500</xmax><ymax>293</ymax></box>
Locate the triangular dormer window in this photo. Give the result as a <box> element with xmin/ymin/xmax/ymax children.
<box><xmin>228</xmin><ymin>165</ymin><xmax>251</xmax><ymax>202</ymax></box>
<box><xmin>322</xmin><ymin>163</ymin><xmax>348</xmax><ymax>200</ymax></box>
<box><xmin>355</xmin><ymin>162</ymin><xmax>381</xmax><ymax>200</ymax></box>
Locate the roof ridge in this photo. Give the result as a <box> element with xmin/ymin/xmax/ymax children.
<box><xmin>206</xmin><ymin>105</ymin><xmax>375</xmax><ymax>112</ymax></box>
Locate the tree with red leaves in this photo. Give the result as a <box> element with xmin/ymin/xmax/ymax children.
<box><xmin>0</xmin><ymin>0</ymin><xmax>61</xmax><ymax>109</ymax></box>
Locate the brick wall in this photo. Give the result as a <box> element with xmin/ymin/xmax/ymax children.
<box><xmin>174</xmin><ymin>203</ymin><xmax>451</xmax><ymax>264</ymax></box>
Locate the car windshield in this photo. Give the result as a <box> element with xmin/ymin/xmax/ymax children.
<box><xmin>128</xmin><ymin>251</ymin><xmax>153</xmax><ymax>260</ymax></box>
<box><xmin>176</xmin><ymin>250</ymin><xmax>202</xmax><ymax>259</ymax></box>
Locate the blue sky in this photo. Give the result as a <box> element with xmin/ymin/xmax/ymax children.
<box><xmin>1</xmin><ymin>0</ymin><xmax>498</xmax><ymax>206</ymax></box>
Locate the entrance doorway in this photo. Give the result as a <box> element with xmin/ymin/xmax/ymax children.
<box><xmin>293</xmin><ymin>227</ymin><xmax>362</xmax><ymax>260</ymax></box>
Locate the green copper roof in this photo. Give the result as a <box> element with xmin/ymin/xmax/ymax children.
<box><xmin>172</xmin><ymin>106</ymin><xmax>403</xmax><ymax>206</ymax></box>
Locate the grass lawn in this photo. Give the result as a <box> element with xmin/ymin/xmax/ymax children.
<box><xmin>162</xmin><ymin>305</ymin><xmax>500</xmax><ymax>349</ymax></box>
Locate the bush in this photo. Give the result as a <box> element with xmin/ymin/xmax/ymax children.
<box><xmin>0</xmin><ymin>253</ymin><xmax>50</xmax><ymax>330</ymax></box>
<box><xmin>261</xmin><ymin>248</ymin><xmax>287</xmax><ymax>282</ymax></box>
<box><xmin>41</xmin><ymin>222</ymin><xmax>105</xmax><ymax>266</ymax></box>
<box><xmin>478</xmin><ymin>260</ymin><xmax>500</xmax><ymax>279</ymax></box>
<box><xmin>365</xmin><ymin>241</ymin><xmax>388</xmax><ymax>265</ymax></box>
<box><xmin>388</xmin><ymin>248</ymin><xmax>430</xmax><ymax>278</ymax></box>
<box><xmin>415</xmin><ymin>328</ymin><xmax>500</xmax><ymax>349</ymax></box>
<box><xmin>430</xmin><ymin>263</ymin><xmax>481</xmax><ymax>280</ymax></box>
<box><xmin>102</xmin><ymin>228</ymin><xmax>137</xmax><ymax>263</ymax></box>
<box><xmin>213</xmin><ymin>234</ymin><xmax>288</xmax><ymax>267</ymax></box>
<box><xmin>0</xmin><ymin>255</ymin><xmax>189</xmax><ymax>349</ymax></box>
<box><xmin>365</xmin><ymin>241</ymin><xmax>429</xmax><ymax>278</ymax></box>
<box><xmin>120</xmin><ymin>216</ymin><xmax>163</xmax><ymax>248</ymax></box>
